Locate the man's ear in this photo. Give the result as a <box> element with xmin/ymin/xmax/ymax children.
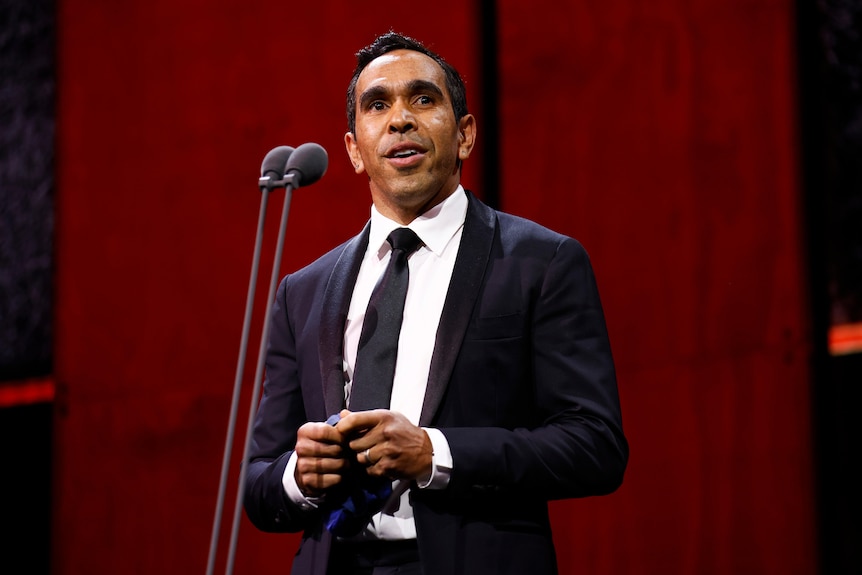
<box><xmin>457</xmin><ymin>114</ymin><xmax>477</xmax><ymax>161</ymax></box>
<box><xmin>344</xmin><ymin>132</ymin><xmax>365</xmax><ymax>174</ymax></box>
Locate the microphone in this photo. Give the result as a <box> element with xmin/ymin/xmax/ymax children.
<box><xmin>260</xmin><ymin>145</ymin><xmax>294</xmax><ymax>179</ymax></box>
<box><xmin>208</xmin><ymin>141</ymin><xmax>328</xmax><ymax>575</ymax></box>
<box><xmin>284</xmin><ymin>142</ymin><xmax>328</xmax><ymax>188</ymax></box>
<box><xmin>259</xmin><ymin>145</ymin><xmax>295</xmax><ymax>191</ymax></box>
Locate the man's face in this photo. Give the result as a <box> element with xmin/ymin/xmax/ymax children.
<box><xmin>345</xmin><ymin>50</ymin><xmax>475</xmax><ymax>223</ymax></box>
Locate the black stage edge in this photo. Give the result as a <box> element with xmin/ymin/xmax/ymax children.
<box><xmin>0</xmin><ymin>1</ymin><xmax>57</xmax><ymax>573</ymax></box>
<box><xmin>796</xmin><ymin>1</ymin><xmax>862</xmax><ymax>574</ymax></box>
<box><xmin>0</xmin><ymin>401</ymin><xmax>53</xmax><ymax>574</ymax></box>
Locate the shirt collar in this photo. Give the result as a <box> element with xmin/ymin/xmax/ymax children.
<box><xmin>368</xmin><ymin>186</ymin><xmax>468</xmax><ymax>258</ymax></box>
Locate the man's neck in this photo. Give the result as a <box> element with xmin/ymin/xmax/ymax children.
<box><xmin>371</xmin><ymin>182</ymin><xmax>461</xmax><ymax>225</ymax></box>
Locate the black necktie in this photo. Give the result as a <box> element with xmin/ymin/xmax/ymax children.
<box><xmin>324</xmin><ymin>228</ymin><xmax>422</xmax><ymax>537</ymax></box>
<box><xmin>349</xmin><ymin>227</ymin><xmax>423</xmax><ymax>411</ymax></box>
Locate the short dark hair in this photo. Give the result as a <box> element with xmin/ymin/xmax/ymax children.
<box><xmin>346</xmin><ymin>32</ymin><xmax>469</xmax><ymax>134</ymax></box>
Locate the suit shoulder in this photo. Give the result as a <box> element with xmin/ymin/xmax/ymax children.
<box><xmin>494</xmin><ymin>209</ymin><xmax>587</xmax><ymax>255</ymax></box>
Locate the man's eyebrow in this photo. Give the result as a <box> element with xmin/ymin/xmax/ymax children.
<box><xmin>406</xmin><ymin>79</ymin><xmax>445</xmax><ymax>99</ymax></box>
<box><xmin>358</xmin><ymin>85</ymin><xmax>389</xmax><ymax>110</ymax></box>
<box><xmin>358</xmin><ymin>79</ymin><xmax>446</xmax><ymax>110</ymax></box>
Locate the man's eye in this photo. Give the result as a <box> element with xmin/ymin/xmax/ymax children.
<box><xmin>370</xmin><ymin>101</ymin><xmax>386</xmax><ymax>111</ymax></box>
<box><xmin>416</xmin><ymin>95</ymin><xmax>433</xmax><ymax>105</ymax></box>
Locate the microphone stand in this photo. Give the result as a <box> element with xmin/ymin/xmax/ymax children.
<box><xmin>206</xmin><ymin>171</ymin><xmax>299</xmax><ymax>575</ymax></box>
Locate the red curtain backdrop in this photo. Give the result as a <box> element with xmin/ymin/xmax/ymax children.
<box><xmin>53</xmin><ymin>1</ymin><xmax>814</xmax><ymax>574</ymax></box>
<box><xmin>496</xmin><ymin>1</ymin><xmax>815</xmax><ymax>573</ymax></box>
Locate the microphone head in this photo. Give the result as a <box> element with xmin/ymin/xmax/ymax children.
<box><xmin>260</xmin><ymin>145</ymin><xmax>295</xmax><ymax>180</ymax></box>
<box><xmin>285</xmin><ymin>142</ymin><xmax>328</xmax><ymax>187</ymax></box>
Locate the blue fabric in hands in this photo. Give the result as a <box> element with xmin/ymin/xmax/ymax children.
<box><xmin>321</xmin><ymin>413</ymin><xmax>393</xmax><ymax>537</ymax></box>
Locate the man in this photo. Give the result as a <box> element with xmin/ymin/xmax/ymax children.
<box><xmin>244</xmin><ymin>32</ymin><xmax>628</xmax><ymax>575</ymax></box>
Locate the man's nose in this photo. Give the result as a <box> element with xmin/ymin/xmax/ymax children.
<box><xmin>388</xmin><ymin>101</ymin><xmax>416</xmax><ymax>133</ymax></box>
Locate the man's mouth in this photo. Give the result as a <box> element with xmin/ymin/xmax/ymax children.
<box><xmin>385</xmin><ymin>144</ymin><xmax>426</xmax><ymax>168</ymax></box>
<box><xmin>386</xmin><ymin>142</ymin><xmax>426</xmax><ymax>159</ymax></box>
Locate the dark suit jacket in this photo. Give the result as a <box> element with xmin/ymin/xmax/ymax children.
<box><xmin>244</xmin><ymin>190</ymin><xmax>628</xmax><ymax>575</ymax></box>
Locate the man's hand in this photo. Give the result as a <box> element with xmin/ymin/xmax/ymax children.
<box><xmin>335</xmin><ymin>409</ymin><xmax>433</xmax><ymax>481</ymax></box>
<box><xmin>294</xmin><ymin>421</ymin><xmax>349</xmax><ymax>498</ymax></box>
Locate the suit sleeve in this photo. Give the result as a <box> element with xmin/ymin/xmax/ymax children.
<box><xmin>441</xmin><ymin>237</ymin><xmax>628</xmax><ymax>499</ymax></box>
<box><xmin>243</xmin><ymin>276</ymin><xmax>317</xmax><ymax>532</ymax></box>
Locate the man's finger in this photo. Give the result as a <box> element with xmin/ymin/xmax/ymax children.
<box><xmin>298</xmin><ymin>421</ymin><xmax>344</xmax><ymax>443</ymax></box>
<box><xmin>296</xmin><ymin>472</ymin><xmax>344</xmax><ymax>496</ymax></box>
<box><xmin>295</xmin><ymin>455</ymin><xmax>348</xmax><ymax>475</ymax></box>
<box><xmin>295</xmin><ymin>439</ymin><xmax>344</xmax><ymax>459</ymax></box>
<box><xmin>335</xmin><ymin>409</ymin><xmax>388</xmax><ymax>436</ymax></box>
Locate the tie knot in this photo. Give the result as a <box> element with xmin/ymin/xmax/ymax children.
<box><xmin>387</xmin><ymin>227</ymin><xmax>422</xmax><ymax>255</ymax></box>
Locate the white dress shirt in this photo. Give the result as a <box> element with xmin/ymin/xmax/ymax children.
<box><xmin>282</xmin><ymin>186</ymin><xmax>467</xmax><ymax>540</ymax></box>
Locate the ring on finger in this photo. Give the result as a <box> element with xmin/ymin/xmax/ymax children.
<box><xmin>364</xmin><ymin>448</ymin><xmax>374</xmax><ymax>465</ymax></box>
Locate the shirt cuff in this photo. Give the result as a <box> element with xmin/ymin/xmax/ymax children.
<box><xmin>283</xmin><ymin>451</ymin><xmax>324</xmax><ymax>510</ymax></box>
<box><xmin>417</xmin><ymin>427</ymin><xmax>453</xmax><ymax>490</ymax></box>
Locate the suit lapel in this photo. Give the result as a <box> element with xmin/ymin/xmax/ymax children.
<box><xmin>419</xmin><ymin>192</ymin><xmax>496</xmax><ymax>425</ymax></box>
<box><xmin>319</xmin><ymin>223</ymin><xmax>370</xmax><ymax>418</ymax></box>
